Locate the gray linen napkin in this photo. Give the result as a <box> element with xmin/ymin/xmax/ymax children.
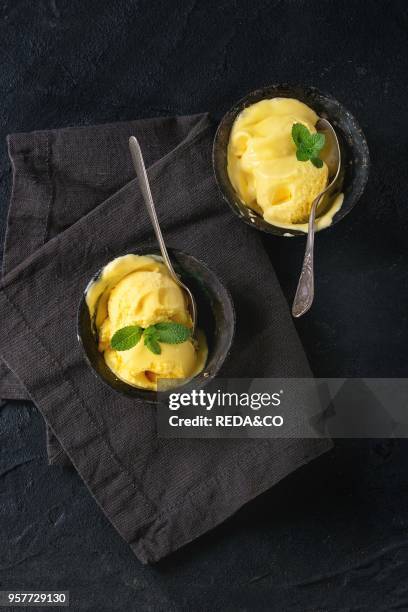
<box><xmin>1</xmin><ymin>114</ymin><xmax>210</xmax><ymax>464</ymax></box>
<box><xmin>0</xmin><ymin>114</ymin><xmax>331</xmax><ymax>562</ymax></box>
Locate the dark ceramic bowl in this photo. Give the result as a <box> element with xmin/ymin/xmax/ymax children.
<box><xmin>213</xmin><ymin>84</ymin><xmax>370</xmax><ymax>237</ymax></box>
<box><xmin>77</xmin><ymin>248</ymin><xmax>235</xmax><ymax>402</ymax></box>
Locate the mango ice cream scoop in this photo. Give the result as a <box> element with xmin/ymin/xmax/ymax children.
<box><xmin>227</xmin><ymin>98</ymin><xmax>332</xmax><ymax>229</ymax></box>
<box><xmin>86</xmin><ymin>255</ymin><xmax>207</xmax><ymax>390</ymax></box>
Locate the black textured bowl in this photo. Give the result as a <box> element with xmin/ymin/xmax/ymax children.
<box><xmin>213</xmin><ymin>84</ymin><xmax>370</xmax><ymax>237</ymax></box>
<box><xmin>77</xmin><ymin>248</ymin><xmax>235</xmax><ymax>402</ymax></box>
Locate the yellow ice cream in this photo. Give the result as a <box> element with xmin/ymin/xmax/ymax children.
<box><xmin>227</xmin><ymin>97</ymin><xmax>343</xmax><ymax>232</ymax></box>
<box><xmin>86</xmin><ymin>255</ymin><xmax>207</xmax><ymax>390</ymax></box>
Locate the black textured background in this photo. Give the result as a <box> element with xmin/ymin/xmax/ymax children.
<box><xmin>1</xmin><ymin>1</ymin><xmax>407</xmax><ymax>610</ymax></box>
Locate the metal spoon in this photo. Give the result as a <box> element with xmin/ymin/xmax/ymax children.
<box><xmin>128</xmin><ymin>135</ymin><xmax>197</xmax><ymax>333</ymax></box>
<box><xmin>292</xmin><ymin>118</ymin><xmax>341</xmax><ymax>318</ymax></box>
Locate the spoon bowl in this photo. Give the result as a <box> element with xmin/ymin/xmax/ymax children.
<box><xmin>318</xmin><ymin>118</ymin><xmax>340</xmax><ymax>178</ymax></box>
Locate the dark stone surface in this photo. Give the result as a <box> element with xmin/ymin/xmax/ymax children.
<box><xmin>1</xmin><ymin>1</ymin><xmax>407</xmax><ymax>610</ymax></box>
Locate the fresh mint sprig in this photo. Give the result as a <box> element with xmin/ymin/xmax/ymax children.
<box><xmin>110</xmin><ymin>325</ymin><xmax>143</xmax><ymax>351</ymax></box>
<box><xmin>110</xmin><ymin>321</ymin><xmax>191</xmax><ymax>355</ymax></box>
<box><xmin>291</xmin><ymin>123</ymin><xmax>325</xmax><ymax>168</ymax></box>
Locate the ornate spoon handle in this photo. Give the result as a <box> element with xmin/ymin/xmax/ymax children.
<box><xmin>291</xmin><ymin>194</ymin><xmax>321</xmax><ymax>318</ymax></box>
<box><xmin>129</xmin><ymin>136</ymin><xmax>197</xmax><ymax>332</ymax></box>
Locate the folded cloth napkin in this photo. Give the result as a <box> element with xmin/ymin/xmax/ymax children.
<box><xmin>1</xmin><ymin>114</ymin><xmax>212</xmax><ymax>464</ymax></box>
<box><xmin>0</xmin><ymin>113</ymin><xmax>331</xmax><ymax>562</ymax></box>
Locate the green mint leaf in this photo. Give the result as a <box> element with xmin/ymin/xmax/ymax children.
<box><xmin>292</xmin><ymin>122</ymin><xmax>325</xmax><ymax>167</ymax></box>
<box><xmin>311</xmin><ymin>157</ymin><xmax>323</xmax><ymax>168</ymax></box>
<box><xmin>111</xmin><ymin>325</ymin><xmax>143</xmax><ymax>351</ymax></box>
<box><xmin>144</xmin><ymin>325</ymin><xmax>158</xmax><ymax>337</ymax></box>
<box><xmin>310</xmin><ymin>132</ymin><xmax>325</xmax><ymax>152</ymax></box>
<box><xmin>144</xmin><ymin>333</ymin><xmax>161</xmax><ymax>355</ymax></box>
<box><xmin>152</xmin><ymin>322</ymin><xmax>191</xmax><ymax>344</ymax></box>
<box><xmin>296</xmin><ymin>148</ymin><xmax>311</xmax><ymax>162</ymax></box>
<box><xmin>291</xmin><ymin>123</ymin><xmax>311</xmax><ymax>148</ymax></box>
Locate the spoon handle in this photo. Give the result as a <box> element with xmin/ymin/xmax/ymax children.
<box><xmin>128</xmin><ymin>135</ymin><xmax>177</xmax><ymax>280</ymax></box>
<box><xmin>291</xmin><ymin>194</ymin><xmax>321</xmax><ymax>318</ymax></box>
